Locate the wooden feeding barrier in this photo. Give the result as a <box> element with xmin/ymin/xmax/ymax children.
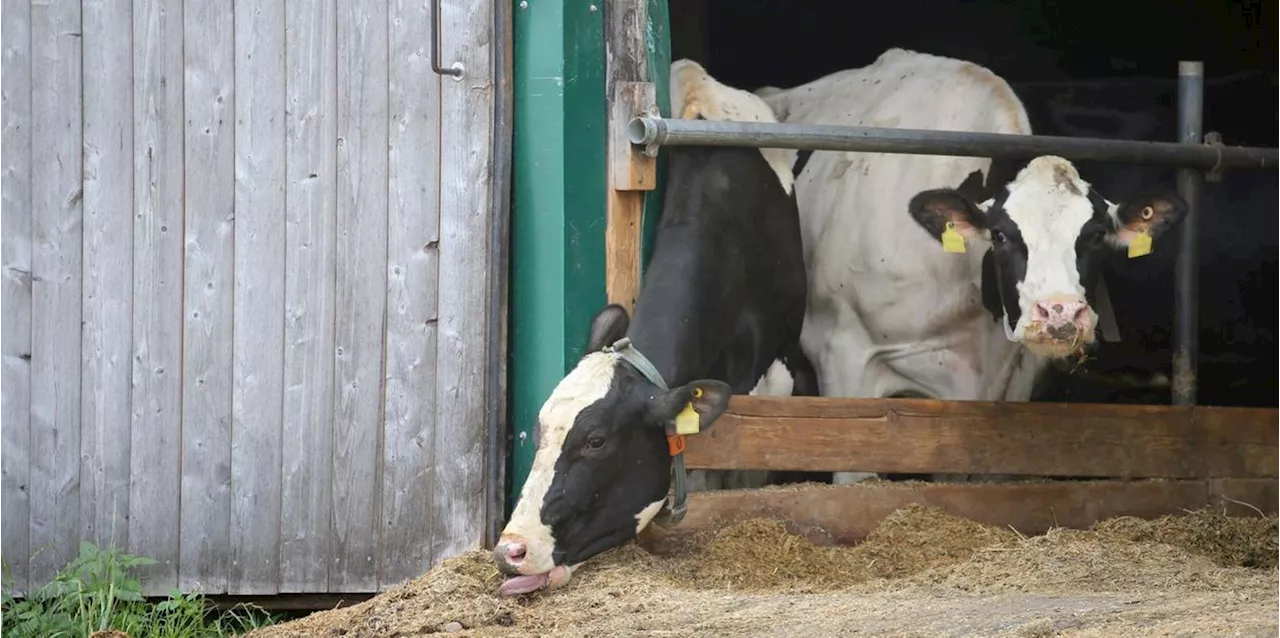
<box><xmin>638</xmin><ymin>396</ymin><xmax>1278</xmax><ymax>551</ymax></box>
<box><xmin>599</xmin><ymin>0</ymin><xmax>1279</xmax><ymax>549</ymax></box>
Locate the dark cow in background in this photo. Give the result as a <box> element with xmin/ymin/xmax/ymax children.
<box><xmin>491</xmin><ymin>60</ymin><xmax>815</xmax><ymax>596</ymax></box>
<box><xmin>1015</xmin><ymin>73</ymin><xmax>1279</xmax><ymax>407</ymax></box>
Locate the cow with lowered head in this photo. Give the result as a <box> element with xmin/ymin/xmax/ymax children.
<box><xmin>491</xmin><ymin>59</ymin><xmax>814</xmax><ymax>596</ymax></box>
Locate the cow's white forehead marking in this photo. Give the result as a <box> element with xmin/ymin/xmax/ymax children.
<box><xmin>500</xmin><ymin>351</ymin><xmax>620</xmax><ymax>574</ymax></box>
<box><xmin>670</xmin><ymin>59</ymin><xmax>795</xmax><ymax>196</ymax></box>
<box><xmin>1001</xmin><ymin>156</ymin><xmax>1097</xmax><ymax>336</ymax></box>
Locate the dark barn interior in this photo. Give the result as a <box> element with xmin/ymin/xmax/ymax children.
<box><xmin>668</xmin><ymin>0</ymin><xmax>1278</xmax><ymax>407</ymax></box>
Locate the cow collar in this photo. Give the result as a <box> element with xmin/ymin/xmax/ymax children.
<box><xmin>602</xmin><ymin>336</ymin><xmax>690</xmax><ymax>527</ymax></box>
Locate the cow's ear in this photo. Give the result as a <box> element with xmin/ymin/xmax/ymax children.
<box><xmin>587</xmin><ymin>304</ymin><xmax>630</xmax><ymax>353</ymax></box>
<box><xmin>908</xmin><ymin>188</ymin><xmax>990</xmax><ymax>248</ymax></box>
<box><xmin>1106</xmin><ymin>191</ymin><xmax>1187</xmax><ymax>248</ymax></box>
<box><xmin>646</xmin><ymin>380</ymin><xmax>732</xmax><ymax>434</ymax></box>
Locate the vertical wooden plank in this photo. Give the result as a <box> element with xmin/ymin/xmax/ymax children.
<box><xmin>130</xmin><ymin>0</ymin><xmax>184</xmax><ymax>593</ymax></box>
<box><xmin>382</xmin><ymin>0</ymin><xmax>441</xmax><ymax>588</ymax></box>
<box><xmin>28</xmin><ymin>0</ymin><xmax>83</xmax><ymax>588</ymax></box>
<box><xmin>80</xmin><ymin>0</ymin><xmax>134</xmax><ymax>555</ymax></box>
<box><xmin>1</xmin><ymin>0</ymin><xmax>33</xmax><ymax>596</ymax></box>
<box><xmin>281</xmin><ymin>0</ymin><xmax>338</xmax><ymax>593</ymax></box>
<box><xmin>483</xmin><ymin>0</ymin><xmax>515</xmax><ymax>551</ymax></box>
<box><xmin>432</xmin><ymin>0</ymin><xmax>494</xmax><ymax>565</ymax></box>
<box><xmin>331</xmin><ymin>0</ymin><xmax>389</xmax><ymax>592</ymax></box>
<box><xmin>179</xmin><ymin>0</ymin><xmax>235</xmax><ymax>594</ymax></box>
<box><xmin>603</xmin><ymin>0</ymin><xmax>652</xmax><ymax>314</ymax></box>
<box><xmin>230</xmin><ymin>0</ymin><xmax>286</xmax><ymax>596</ymax></box>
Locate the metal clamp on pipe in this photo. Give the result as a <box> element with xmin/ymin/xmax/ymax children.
<box><xmin>1202</xmin><ymin>132</ymin><xmax>1226</xmax><ymax>183</ymax></box>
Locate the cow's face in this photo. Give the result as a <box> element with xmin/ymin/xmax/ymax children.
<box><xmin>909</xmin><ymin>155</ymin><xmax>1187</xmax><ymax>359</ymax></box>
<box><xmin>493</xmin><ymin>305</ymin><xmax>731</xmax><ymax>596</ymax></box>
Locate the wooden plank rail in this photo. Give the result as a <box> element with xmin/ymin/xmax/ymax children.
<box><xmin>638</xmin><ymin>478</ymin><xmax>1279</xmax><ymax>554</ymax></box>
<box><xmin>604</xmin><ymin>0</ymin><xmax>658</xmax><ymax>313</ymax></box>
<box><xmin>684</xmin><ymin>396</ymin><xmax>1278</xmax><ymax>479</ymax></box>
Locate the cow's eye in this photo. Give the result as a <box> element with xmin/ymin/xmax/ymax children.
<box><xmin>990</xmin><ymin>229</ymin><xmax>1006</xmax><ymax>244</ymax></box>
<box><xmin>586</xmin><ymin>435</ymin><xmax>606</xmax><ymax>450</ymax></box>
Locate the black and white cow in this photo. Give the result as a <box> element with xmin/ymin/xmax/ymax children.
<box><xmin>492</xmin><ymin>60</ymin><xmax>814</xmax><ymax>596</ymax></box>
<box><xmin>1015</xmin><ymin>74</ymin><xmax>1278</xmax><ymax>407</ymax></box>
<box><xmin>753</xmin><ymin>48</ymin><xmax>1189</xmax><ymax>483</ymax></box>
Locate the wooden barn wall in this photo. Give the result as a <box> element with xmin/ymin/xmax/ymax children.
<box><xmin>0</xmin><ymin>0</ymin><xmax>499</xmax><ymax>596</ymax></box>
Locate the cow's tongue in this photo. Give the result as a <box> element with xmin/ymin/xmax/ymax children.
<box><xmin>498</xmin><ymin>572</ymin><xmax>549</xmax><ymax>597</ymax></box>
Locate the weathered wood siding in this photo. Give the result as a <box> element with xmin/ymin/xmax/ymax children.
<box><xmin>1</xmin><ymin>0</ymin><xmax>500</xmax><ymax>596</ymax></box>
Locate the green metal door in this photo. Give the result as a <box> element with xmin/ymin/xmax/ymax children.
<box><xmin>507</xmin><ymin>0</ymin><xmax>672</xmax><ymax>510</ymax></box>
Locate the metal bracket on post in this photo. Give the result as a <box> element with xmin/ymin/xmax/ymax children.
<box><xmin>1172</xmin><ymin>61</ymin><xmax>1204</xmax><ymax>406</ymax></box>
<box><xmin>611</xmin><ymin>82</ymin><xmax>659</xmax><ymax>191</ymax></box>
<box><xmin>627</xmin><ymin>115</ymin><xmax>663</xmax><ymax>158</ymax></box>
<box><xmin>640</xmin><ymin>109</ymin><xmax>662</xmax><ymax>158</ymax></box>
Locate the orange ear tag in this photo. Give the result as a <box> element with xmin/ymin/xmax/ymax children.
<box><xmin>941</xmin><ymin>221</ymin><xmax>966</xmax><ymax>254</ymax></box>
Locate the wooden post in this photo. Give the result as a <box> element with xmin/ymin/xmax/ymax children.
<box><xmin>604</xmin><ymin>0</ymin><xmax>657</xmax><ymax>314</ymax></box>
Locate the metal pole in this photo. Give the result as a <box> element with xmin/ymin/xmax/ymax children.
<box><xmin>1172</xmin><ymin>62</ymin><xmax>1204</xmax><ymax>405</ymax></box>
<box><xmin>627</xmin><ymin>117</ymin><xmax>1279</xmax><ymax>172</ymax></box>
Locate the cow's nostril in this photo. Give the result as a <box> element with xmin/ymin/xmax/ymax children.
<box><xmin>494</xmin><ymin>539</ymin><xmax>528</xmax><ymax>569</ymax></box>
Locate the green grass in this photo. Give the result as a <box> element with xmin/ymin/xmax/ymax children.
<box><xmin>2</xmin><ymin>542</ymin><xmax>283</xmax><ymax>638</ymax></box>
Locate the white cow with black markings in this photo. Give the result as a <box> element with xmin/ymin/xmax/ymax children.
<box><xmin>756</xmin><ymin>48</ymin><xmax>1187</xmax><ymax>483</ymax></box>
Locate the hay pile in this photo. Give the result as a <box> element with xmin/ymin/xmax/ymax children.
<box><xmin>246</xmin><ymin>506</ymin><xmax>1278</xmax><ymax>638</ymax></box>
<box><xmin>662</xmin><ymin>505</ymin><xmax>1018</xmax><ymax>592</ymax></box>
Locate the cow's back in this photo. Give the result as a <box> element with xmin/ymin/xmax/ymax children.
<box><xmin>629</xmin><ymin>60</ymin><xmax>809</xmax><ymax>395</ymax></box>
<box><xmin>762</xmin><ymin>49</ymin><xmax>1041</xmax><ymax>401</ymax></box>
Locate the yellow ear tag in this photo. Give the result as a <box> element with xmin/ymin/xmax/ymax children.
<box><xmin>941</xmin><ymin>221</ymin><xmax>966</xmax><ymax>254</ymax></box>
<box><xmin>674</xmin><ymin>402</ymin><xmax>700</xmax><ymax>435</ymax></box>
<box><xmin>1128</xmin><ymin>227</ymin><xmax>1153</xmax><ymax>259</ymax></box>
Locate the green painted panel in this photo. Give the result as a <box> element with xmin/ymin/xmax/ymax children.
<box><xmin>508</xmin><ymin>0</ymin><xmax>606</xmax><ymax>510</ymax></box>
<box><xmin>561</xmin><ymin>5</ymin><xmax>608</xmax><ymax>367</ymax></box>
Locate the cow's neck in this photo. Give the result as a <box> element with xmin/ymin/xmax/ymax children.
<box><xmin>623</xmin><ymin>323</ymin><xmax>697</xmax><ymax>389</ymax></box>
<box><xmin>622</xmin><ymin>296</ymin><xmax>719</xmax><ymax>390</ymax></box>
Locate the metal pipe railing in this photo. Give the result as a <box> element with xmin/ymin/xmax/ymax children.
<box><xmin>627</xmin><ymin>117</ymin><xmax>1278</xmax><ymax>172</ymax></box>
<box><xmin>626</xmin><ymin>60</ymin><xmax>1280</xmax><ymax>409</ymax></box>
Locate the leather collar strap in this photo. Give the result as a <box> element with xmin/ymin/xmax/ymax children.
<box><xmin>601</xmin><ymin>337</ymin><xmax>689</xmax><ymax>526</ymax></box>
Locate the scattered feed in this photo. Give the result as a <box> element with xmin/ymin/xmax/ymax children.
<box><xmin>246</xmin><ymin>505</ymin><xmax>1278</xmax><ymax>638</ymax></box>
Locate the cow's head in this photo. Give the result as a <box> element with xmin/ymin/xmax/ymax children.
<box><xmin>908</xmin><ymin>155</ymin><xmax>1187</xmax><ymax>359</ymax></box>
<box><xmin>492</xmin><ymin>305</ymin><xmax>732</xmax><ymax>596</ymax></box>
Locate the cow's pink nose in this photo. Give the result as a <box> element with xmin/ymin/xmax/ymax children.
<box><xmin>494</xmin><ymin>538</ymin><xmax>527</xmax><ymax>571</ymax></box>
<box><xmin>1031</xmin><ymin>295</ymin><xmax>1088</xmax><ymax>328</ymax></box>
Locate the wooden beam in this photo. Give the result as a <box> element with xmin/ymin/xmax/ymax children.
<box><xmin>604</xmin><ymin>0</ymin><xmax>657</xmax><ymax>313</ymax></box>
<box><xmin>206</xmin><ymin>592</ymin><xmax>374</xmax><ymax>613</ymax></box>
<box><xmin>683</xmin><ymin>396</ymin><xmax>1278</xmax><ymax>479</ymax></box>
<box><xmin>637</xmin><ymin>478</ymin><xmax>1278</xmax><ymax>554</ymax></box>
